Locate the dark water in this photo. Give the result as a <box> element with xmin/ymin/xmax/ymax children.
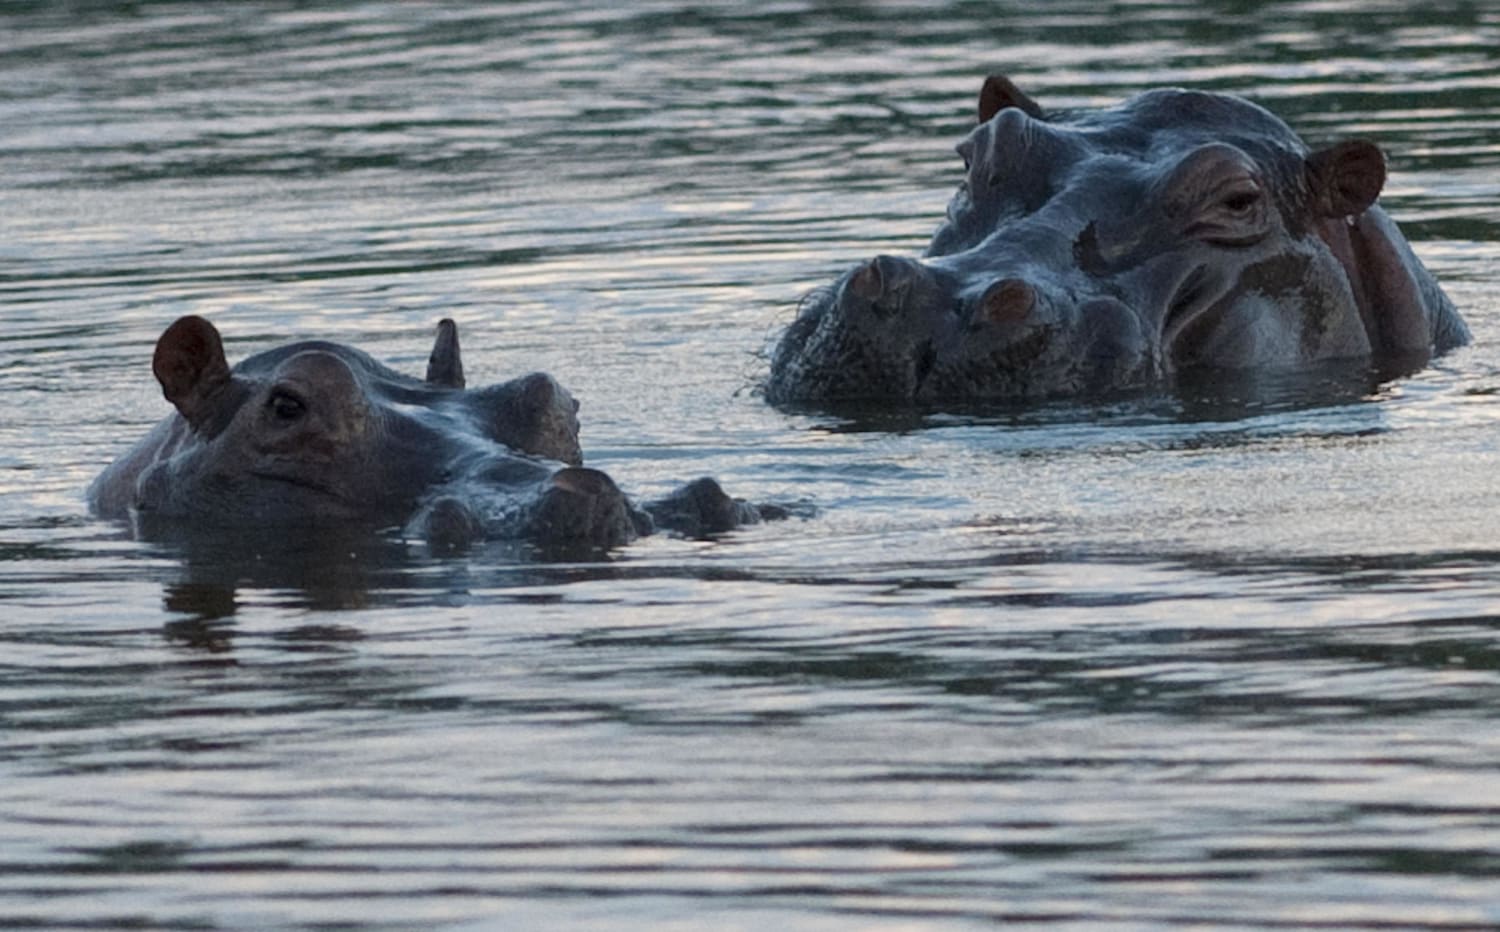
<box><xmin>4</xmin><ymin>2</ymin><xmax>1500</xmax><ymax>928</ymax></box>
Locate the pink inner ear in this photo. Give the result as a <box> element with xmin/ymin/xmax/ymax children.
<box><xmin>1315</xmin><ymin>212</ymin><xmax>1430</xmax><ymax>358</ymax></box>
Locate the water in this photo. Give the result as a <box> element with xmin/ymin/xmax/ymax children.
<box><xmin>3</xmin><ymin>1</ymin><xmax>1500</xmax><ymax>928</ymax></box>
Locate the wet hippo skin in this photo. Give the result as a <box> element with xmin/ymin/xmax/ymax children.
<box><xmin>91</xmin><ymin>317</ymin><xmax>774</xmax><ymax>551</ymax></box>
<box><xmin>766</xmin><ymin>76</ymin><xmax>1469</xmax><ymax>404</ymax></box>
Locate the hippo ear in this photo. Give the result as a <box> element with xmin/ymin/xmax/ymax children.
<box><xmin>152</xmin><ymin>315</ymin><xmax>232</xmax><ymax>429</ymax></box>
<box><xmin>1306</xmin><ymin>140</ymin><xmax>1386</xmax><ymax>218</ymax></box>
<box><xmin>425</xmin><ymin>318</ymin><xmax>465</xmax><ymax>388</ymax></box>
<box><xmin>978</xmin><ymin>74</ymin><xmax>1045</xmax><ymax>123</ymax></box>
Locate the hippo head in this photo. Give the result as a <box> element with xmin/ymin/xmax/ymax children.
<box><xmin>93</xmin><ymin>316</ymin><xmax>642</xmax><ymax>549</ymax></box>
<box><xmin>766</xmin><ymin>76</ymin><xmax>1467</xmax><ymax>404</ymax></box>
<box><xmin>145</xmin><ymin>328</ymin><xmax>397</xmax><ymax>526</ymax></box>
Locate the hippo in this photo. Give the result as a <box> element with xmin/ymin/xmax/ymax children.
<box><xmin>89</xmin><ymin>316</ymin><xmax>768</xmax><ymax>551</ymax></box>
<box><xmin>766</xmin><ymin>76</ymin><xmax>1470</xmax><ymax>404</ymax></box>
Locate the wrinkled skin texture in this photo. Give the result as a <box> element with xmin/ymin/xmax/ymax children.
<box><xmin>766</xmin><ymin>76</ymin><xmax>1470</xmax><ymax>404</ymax></box>
<box><xmin>90</xmin><ymin>317</ymin><xmax>769</xmax><ymax>551</ymax></box>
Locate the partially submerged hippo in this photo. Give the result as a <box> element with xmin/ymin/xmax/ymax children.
<box><xmin>90</xmin><ymin>316</ymin><xmax>767</xmax><ymax>551</ymax></box>
<box><xmin>766</xmin><ymin>76</ymin><xmax>1469</xmax><ymax>403</ymax></box>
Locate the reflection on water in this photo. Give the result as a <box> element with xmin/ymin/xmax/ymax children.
<box><xmin>781</xmin><ymin>355</ymin><xmax>1399</xmax><ymax>439</ymax></box>
<box><xmin>3</xmin><ymin>0</ymin><xmax>1500</xmax><ymax>928</ymax></box>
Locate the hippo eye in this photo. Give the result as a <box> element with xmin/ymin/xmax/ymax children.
<box><xmin>1221</xmin><ymin>187</ymin><xmax>1261</xmax><ymax>213</ymax></box>
<box><xmin>267</xmin><ymin>390</ymin><xmax>306</xmax><ymax>423</ymax></box>
<box><xmin>1186</xmin><ymin>178</ymin><xmax>1268</xmax><ymax>245</ymax></box>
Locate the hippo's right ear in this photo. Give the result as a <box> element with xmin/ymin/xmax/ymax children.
<box><xmin>978</xmin><ymin>74</ymin><xmax>1045</xmax><ymax>123</ymax></box>
<box><xmin>152</xmin><ymin>315</ymin><xmax>232</xmax><ymax>430</ymax></box>
<box><xmin>1306</xmin><ymin>140</ymin><xmax>1386</xmax><ymax>218</ymax></box>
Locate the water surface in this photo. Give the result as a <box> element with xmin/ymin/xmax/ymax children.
<box><xmin>3</xmin><ymin>1</ymin><xmax>1500</xmax><ymax>928</ymax></box>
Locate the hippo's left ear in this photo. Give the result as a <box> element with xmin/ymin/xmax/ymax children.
<box><xmin>978</xmin><ymin>74</ymin><xmax>1045</xmax><ymax>123</ymax></box>
<box><xmin>1306</xmin><ymin>140</ymin><xmax>1386</xmax><ymax>218</ymax></box>
<box><xmin>425</xmin><ymin>318</ymin><xmax>465</xmax><ymax>389</ymax></box>
<box><xmin>152</xmin><ymin>315</ymin><xmax>233</xmax><ymax>430</ymax></box>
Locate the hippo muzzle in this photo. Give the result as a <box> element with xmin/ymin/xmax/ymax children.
<box><xmin>771</xmin><ymin>246</ymin><xmax>1155</xmax><ymax>403</ymax></box>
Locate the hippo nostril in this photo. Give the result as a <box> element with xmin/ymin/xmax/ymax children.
<box><xmin>981</xmin><ymin>279</ymin><xmax>1037</xmax><ymax>324</ymax></box>
<box><xmin>846</xmin><ymin>255</ymin><xmax>925</xmax><ymax>314</ymax></box>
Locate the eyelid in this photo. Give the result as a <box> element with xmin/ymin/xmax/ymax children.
<box><xmin>1217</xmin><ymin>178</ymin><xmax>1262</xmax><ymax>208</ymax></box>
<box><xmin>267</xmin><ymin>387</ymin><xmax>307</xmax><ymax>419</ymax></box>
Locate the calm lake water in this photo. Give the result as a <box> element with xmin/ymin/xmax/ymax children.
<box><xmin>3</xmin><ymin>1</ymin><xmax>1500</xmax><ymax>928</ymax></box>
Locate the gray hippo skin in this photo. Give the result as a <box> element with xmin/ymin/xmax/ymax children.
<box><xmin>89</xmin><ymin>316</ymin><xmax>768</xmax><ymax>550</ymax></box>
<box><xmin>766</xmin><ymin>76</ymin><xmax>1470</xmax><ymax>403</ymax></box>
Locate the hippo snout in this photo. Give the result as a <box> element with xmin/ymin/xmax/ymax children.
<box><xmin>768</xmin><ymin>253</ymin><xmax>1073</xmax><ymax>402</ymax></box>
<box><xmin>840</xmin><ymin>255</ymin><xmax>1050</xmax><ymax>333</ymax></box>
